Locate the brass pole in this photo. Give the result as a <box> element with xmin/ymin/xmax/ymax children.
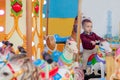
<box><xmin>76</xmin><ymin>0</ymin><xmax>82</xmax><ymax>62</ymax></box>
<box><xmin>26</xmin><ymin>0</ymin><xmax>32</xmax><ymax>57</ymax></box>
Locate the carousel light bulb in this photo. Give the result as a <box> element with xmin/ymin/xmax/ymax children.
<box><xmin>0</xmin><ymin>42</ymin><xmax>3</xmax><ymax>47</ymax></box>
<box><xmin>0</xmin><ymin>26</ymin><xmax>4</xmax><ymax>32</ymax></box>
<box><xmin>32</xmin><ymin>56</ymin><xmax>35</xmax><ymax>61</ymax></box>
<box><xmin>0</xmin><ymin>10</ymin><xmax>4</xmax><ymax>15</ymax></box>
<box><xmin>43</xmin><ymin>26</ymin><xmax>46</xmax><ymax>31</ymax></box>
<box><xmin>32</xmin><ymin>27</ymin><xmax>34</xmax><ymax>32</ymax></box>
<box><xmin>42</xmin><ymin>13</ymin><xmax>45</xmax><ymax>18</ymax></box>
<box><xmin>32</xmin><ymin>13</ymin><xmax>34</xmax><ymax>17</ymax></box>
<box><xmin>32</xmin><ymin>42</ymin><xmax>35</xmax><ymax>46</ymax></box>
<box><xmin>32</xmin><ymin>0</ymin><xmax>34</xmax><ymax>2</ymax></box>
<box><xmin>43</xmin><ymin>40</ymin><xmax>46</xmax><ymax>44</ymax></box>
<box><xmin>44</xmin><ymin>0</ymin><xmax>47</xmax><ymax>5</ymax></box>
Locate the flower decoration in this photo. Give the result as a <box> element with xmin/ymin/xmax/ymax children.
<box><xmin>11</xmin><ymin>0</ymin><xmax>23</xmax><ymax>16</ymax></box>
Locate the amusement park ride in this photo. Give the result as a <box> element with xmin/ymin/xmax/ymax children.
<box><xmin>0</xmin><ymin>0</ymin><xmax>120</xmax><ymax>80</ymax></box>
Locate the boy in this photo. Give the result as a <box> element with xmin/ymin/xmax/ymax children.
<box><xmin>80</xmin><ymin>18</ymin><xmax>104</xmax><ymax>70</ymax></box>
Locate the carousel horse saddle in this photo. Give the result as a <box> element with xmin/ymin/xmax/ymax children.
<box><xmin>54</xmin><ymin>34</ymin><xmax>70</xmax><ymax>43</ymax></box>
<box><xmin>87</xmin><ymin>54</ymin><xmax>106</xmax><ymax>65</ymax></box>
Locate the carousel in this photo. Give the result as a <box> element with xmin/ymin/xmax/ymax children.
<box><xmin>0</xmin><ymin>0</ymin><xmax>120</xmax><ymax>80</ymax></box>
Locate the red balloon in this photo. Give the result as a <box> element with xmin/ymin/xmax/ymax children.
<box><xmin>34</xmin><ymin>5</ymin><xmax>39</xmax><ymax>13</ymax></box>
<box><xmin>12</xmin><ymin>2</ymin><xmax>22</xmax><ymax>13</ymax></box>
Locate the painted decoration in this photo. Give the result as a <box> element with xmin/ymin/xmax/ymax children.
<box><xmin>11</xmin><ymin>0</ymin><xmax>23</xmax><ymax>16</ymax></box>
<box><xmin>33</xmin><ymin>0</ymin><xmax>39</xmax><ymax>17</ymax></box>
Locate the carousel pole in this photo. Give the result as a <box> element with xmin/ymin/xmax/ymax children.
<box><xmin>46</xmin><ymin>0</ymin><xmax>49</xmax><ymax>36</ymax></box>
<box><xmin>76</xmin><ymin>0</ymin><xmax>82</xmax><ymax>62</ymax></box>
<box><xmin>118</xmin><ymin>22</ymin><xmax>120</xmax><ymax>40</ymax></box>
<box><xmin>26</xmin><ymin>0</ymin><xmax>32</xmax><ymax>57</ymax></box>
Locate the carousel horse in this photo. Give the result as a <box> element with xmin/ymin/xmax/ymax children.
<box><xmin>0</xmin><ymin>54</ymin><xmax>38</xmax><ymax>80</ymax></box>
<box><xmin>87</xmin><ymin>41</ymin><xmax>112</xmax><ymax>78</ymax></box>
<box><xmin>58</xmin><ymin>38</ymin><xmax>78</xmax><ymax>66</ymax></box>
<box><xmin>0</xmin><ymin>41</ymin><xmax>15</xmax><ymax>70</ymax></box>
<box><xmin>46</xmin><ymin>34</ymin><xmax>78</xmax><ymax>66</ymax></box>
<box><xmin>110</xmin><ymin>47</ymin><xmax>120</xmax><ymax>80</ymax></box>
<box><xmin>51</xmin><ymin>37</ymin><xmax>78</xmax><ymax>66</ymax></box>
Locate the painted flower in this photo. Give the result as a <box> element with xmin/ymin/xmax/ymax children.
<box><xmin>11</xmin><ymin>0</ymin><xmax>23</xmax><ymax>16</ymax></box>
<box><xmin>12</xmin><ymin>2</ymin><xmax>22</xmax><ymax>13</ymax></box>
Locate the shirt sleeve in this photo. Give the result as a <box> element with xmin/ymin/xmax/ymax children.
<box><xmin>80</xmin><ymin>34</ymin><xmax>92</xmax><ymax>44</ymax></box>
<box><xmin>93</xmin><ymin>33</ymin><xmax>104</xmax><ymax>41</ymax></box>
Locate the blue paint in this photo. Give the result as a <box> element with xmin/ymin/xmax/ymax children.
<box><xmin>52</xmin><ymin>50</ymin><xmax>62</xmax><ymax>62</ymax></box>
<box><xmin>53</xmin><ymin>73</ymin><xmax>62</xmax><ymax>80</ymax></box>
<box><xmin>54</xmin><ymin>34</ymin><xmax>70</xmax><ymax>43</ymax></box>
<box><xmin>43</xmin><ymin>0</ymin><xmax>78</xmax><ymax>18</ymax></box>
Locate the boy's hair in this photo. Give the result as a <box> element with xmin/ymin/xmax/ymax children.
<box><xmin>75</xmin><ymin>16</ymin><xmax>92</xmax><ymax>26</ymax></box>
<box><xmin>82</xmin><ymin>19</ymin><xmax>92</xmax><ymax>26</ymax></box>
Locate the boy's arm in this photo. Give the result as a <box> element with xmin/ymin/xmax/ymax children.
<box><xmin>94</xmin><ymin>33</ymin><xmax>104</xmax><ymax>41</ymax></box>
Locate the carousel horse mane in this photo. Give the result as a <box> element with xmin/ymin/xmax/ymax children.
<box><xmin>0</xmin><ymin>45</ymin><xmax>38</xmax><ymax>80</ymax></box>
<box><xmin>9</xmin><ymin>54</ymin><xmax>27</xmax><ymax>62</ymax></box>
<box><xmin>5</xmin><ymin>54</ymin><xmax>38</xmax><ymax>80</ymax></box>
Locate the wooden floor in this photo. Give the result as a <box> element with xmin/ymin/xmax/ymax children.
<box><xmin>106</xmin><ymin>56</ymin><xmax>115</xmax><ymax>80</ymax></box>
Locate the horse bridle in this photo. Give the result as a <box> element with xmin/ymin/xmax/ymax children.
<box><xmin>0</xmin><ymin>53</ymin><xmax>10</xmax><ymax>69</ymax></box>
<box><xmin>6</xmin><ymin>62</ymin><xmax>25</xmax><ymax>80</ymax></box>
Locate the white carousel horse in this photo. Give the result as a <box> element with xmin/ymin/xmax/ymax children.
<box><xmin>0</xmin><ymin>54</ymin><xmax>38</xmax><ymax>80</ymax></box>
<box><xmin>110</xmin><ymin>47</ymin><xmax>120</xmax><ymax>80</ymax></box>
<box><xmin>0</xmin><ymin>41</ymin><xmax>15</xmax><ymax>70</ymax></box>
<box><xmin>56</xmin><ymin>37</ymin><xmax>78</xmax><ymax>66</ymax></box>
<box><xmin>87</xmin><ymin>41</ymin><xmax>112</xmax><ymax>78</ymax></box>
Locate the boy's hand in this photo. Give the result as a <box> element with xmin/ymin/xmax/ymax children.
<box><xmin>91</xmin><ymin>41</ymin><xmax>96</xmax><ymax>45</ymax></box>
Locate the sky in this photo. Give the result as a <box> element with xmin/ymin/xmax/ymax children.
<box><xmin>82</xmin><ymin>0</ymin><xmax>120</xmax><ymax>37</ymax></box>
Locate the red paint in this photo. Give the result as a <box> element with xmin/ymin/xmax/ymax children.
<box><xmin>88</xmin><ymin>54</ymin><xmax>95</xmax><ymax>62</ymax></box>
<box><xmin>34</xmin><ymin>5</ymin><xmax>39</xmax><ymax>13</ymax></box>
<box><xmin>39</xmin><ymin>67</ymin><xmax>59</xmax><ymax>78</ymax></box>
<box><xmin>12</xmin><ymin>2</ymin><xmax>22</xmax><ymax>13</ymax></box>
<box><xmin>7</xmin><ymin>63</ymin><xmax>17</xmax><ymax>80</ymax></box>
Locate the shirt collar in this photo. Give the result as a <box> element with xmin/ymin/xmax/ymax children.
<box><xmin>83</xmin><ymin>32</ymin><xmax>93</xmax><ymax>35</ymax></box>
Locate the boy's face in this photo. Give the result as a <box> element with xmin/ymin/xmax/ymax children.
<box><xmin>82</xmin><ymin>22</ymin><xmax>92</xmax><ymax>33</ymax></box>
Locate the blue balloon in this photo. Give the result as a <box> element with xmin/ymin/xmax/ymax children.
<box><xmin>53</xmin><ymin>73</ymin><xmax>62</xmax><ymax>80</ymax></box>
<box><xmin>54</xmin><ymin>34</ymin><xmax>69</xmax><ymax>43</ymax></box>
<box><xmin>52</xmin><ymin>51</ymin><xmax>62</xmax><ymax>62</ymax></box>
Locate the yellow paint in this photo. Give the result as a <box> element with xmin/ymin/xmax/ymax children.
<box><xmin>43</xmin><ymin>18</ymin><xmax>75</xmax><ymax>36</ymax></box>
